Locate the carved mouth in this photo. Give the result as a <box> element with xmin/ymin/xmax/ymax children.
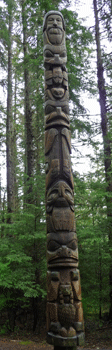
<box><xmin>48</xmin><ymin>257</ymin><xmax>78</xmax><ymax>266</ymax></box>
<box><xmin>54</xmin><ymin>198</ymin><xmax>68</xmax><ymax>206</ymax></box>
<box><xmin>45</xmin><ymin>111</ymin><xmax>70</xmax><ymax>125</ymax></box>
<box><xmin>51</xmin><ymin>88</ymin><xmax>64</xmax><ymax>99</ymax></box>
<box><xmin>48</xmin><ymin>28</ymin><xmax>62</xmax><ymax>34</ymax></box>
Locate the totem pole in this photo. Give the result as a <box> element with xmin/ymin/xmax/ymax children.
<box><xmin>43</xmin><ymin>11</ymin><xmax>84</xmax><ymax>349</ymax></box>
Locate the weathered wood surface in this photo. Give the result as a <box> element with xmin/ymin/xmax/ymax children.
<box><xmin>43</xmin><ymin>11</ymin><xmax>84</xmax><ymax>348</ymax></box>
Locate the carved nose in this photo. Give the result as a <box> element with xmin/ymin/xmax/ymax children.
<box><xmin>58</xmin><ymin>187</ymin><xmax>62</xmax><ymax>196</ymax></box>
<box><xmin>61</xmin><ymin>245</ymin><xmax>67</xmax><ymax>254</ymax></box>
<box><xmin>53</xmin><ymin>19</ymin><xmax>57</xmax><ymax>26</ymax></box>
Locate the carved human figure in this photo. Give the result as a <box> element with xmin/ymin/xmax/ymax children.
<box><xmin>43</xmin><ymin>11</ymin><xmax>67</xmax><ymax>66</ymax></box>
<box><xmin>46</xmin><ymin>271</ymin><xmax>84</xmax><ymax>340</ymax></box>
<box><xmin>45</xmin><ymin>66</ymin><xmax>69</xmax><ymax>104</ymax></box>
<box><xmin>46</xmin><ymin>180</ymin><xmax>75</xmax><ymax>232</ymax></box>
<box><xmin>43</xmin><ymin>11</ymin><xmax>65</xmax><ymax>45</ymax></box>
<box><xmin>45</xmin><ymin>67</ymin><xmax>68</xmax><ymax>89</ymax></box>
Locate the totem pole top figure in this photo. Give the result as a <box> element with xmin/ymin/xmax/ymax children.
<box><xmin>43</xmin><ymin>11</ymin><xmax>65</xmax><ymax>45</ymax></box>
<box><xmin>43</xmin><ymin>11</ymin><xmax>67</xmax><ymax>65</ymax></box>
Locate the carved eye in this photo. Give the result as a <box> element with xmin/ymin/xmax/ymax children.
<box><xmin>60</xmin><ymin>51</ymin><xmax>66</xmax><ymax>57</ymax></box>
<box><xmin>62</xmin><ymin>105</ymin><xmax>69</xmax><ymax>114</ymax></box>
<box><xmin>47</xmin><ymin>190</ymin><xmax>58</xmax><ymax>201</ymax></box>
<box><xmin>45</xmin><ymin>105</ymin><xmax>54</xmax><ymax>114</ymax></box>
<box><xmin>47</xmin><ymin>240</ymin><xmax>60</xmax><ymax>252</ymax></box>
<box><xmin>67</xmin><ymin>240</ymin><xmax>77</xmax><ymax>250</ymax></box>
<box><xmin>45</xmin><ymin>50</ymin><xmax>53</xmax><ymax>57</ymax></box>
<box><xmin>48</xmin><ymin>17</ymin><xmax>53</xmax><ymax>22</ymax></box>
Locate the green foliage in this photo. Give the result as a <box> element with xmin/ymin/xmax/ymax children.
<box><xmin>74</xmin><ymin>170</ymin><xmax>110</xmax><ymax>318</ymax></box>
<box><xmin>0</xmin><ymin>208</ymin><xmax>47</xmax><ymax>298</ymax></box>
<box><xmin>62</xmin><ymin>8</ymin><xmax>95</xmax><ymax>106</ymax></box>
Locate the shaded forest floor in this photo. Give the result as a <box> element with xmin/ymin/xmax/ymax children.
<box><xmin>0</xmin><ymin>320</ymin><xmax>111</xmax><ymax>350</ymax></box>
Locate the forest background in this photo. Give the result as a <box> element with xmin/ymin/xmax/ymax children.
<box><xmin>0</xmin><ymin>0</ymin><xmax>112</xmax><ymax>335</ymax></box>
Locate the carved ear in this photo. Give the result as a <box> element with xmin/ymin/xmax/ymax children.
<box><xmin>46</xmin><ymin>205</ymin><xmax>53</xmax><ymax>213</ymax></box>
<box><xmin>47</xmin><ymin>271</ymin><xmax>60</xmax><ymax>301</ymax></box>
<box><xmin>44</xmin><ymin>49</ymin><xmax>54</xmax><ymax>57</ymax></box>
<box><xmin>63</xmin><ymin>71</ymin><xmax>68</xmax><ymax>87</ymax></box>
<box><xmin>45</xmin><ymin>129</ymin><xmax>58</xmax><ymax>154</ymax></box>
<box><xmin>61</xmin><ymin>128</ymin><xmax>71</xmax><ymax>152</ymax></box>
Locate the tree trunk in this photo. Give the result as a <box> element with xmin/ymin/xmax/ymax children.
<box><xmin>21</xmin><ymin>0</ymin><xmax>34</xmax><ymax>205</ymax></box>
<box><xmin>6</xmin><ymin>1</ymin><xmax>15</xmax><ymax>222</ymax></box>
<box><xmin>99</xmin><ymin>245</ymin><xmax>102</xmax><ymax>319</ymax></box>
<box><xmin>13</xmin><ymin>73</ymin><xmax>18</xmax><ymax>210</ymax></box>
<box><xmin>93</xmin><ymin>0</ymin><xmax>112</xmax><ymax>320</ymax></box>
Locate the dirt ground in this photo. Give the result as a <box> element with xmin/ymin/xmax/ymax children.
<box><xmin>0</xmin><ymin>330</ymin><xmax>111</xmax><ymax>349</ymax></box>
<box><xmin>0</xmin><ymin>338</ymin><xmax>111</xmax><ymax>350</ymax></box>
<box><xmin>0</xmin><ymin>321</ymin><xmax>111</xmax><ymax>350</ymax></box>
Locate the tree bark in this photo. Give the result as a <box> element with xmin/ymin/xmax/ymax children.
<box><xmin>6</xmin><ymin>1</ymin><xmax>15</xmax><ymax>222</ymax></box>
<box><xmin>13</xmin><ymin>73</ymin><xmax>18</xmax><ymax>210</ymax></box>
<box><xmin>21</xmin><ymin>0</ymin><xmax>34</xmax><ymax>205</ymax></box>
<box><xmin>93</xmin><ymin>0</ymin><xmax>112</xmax><ymax>320</ymax></box>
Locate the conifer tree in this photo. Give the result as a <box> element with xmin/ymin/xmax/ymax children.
<box><xmin>6</xmin><ymin>0</ymin><xmax>17</xmax><ymax>221</ymax></box>
<box><xmin>93</xmin><ymin>0</ymin><xmax>112</xmax><ymax>319</ymax></box>
<box><xmin>21</xmin><ymin>0</ymin><xmax>34</xmax><ymax>205</ymax></box>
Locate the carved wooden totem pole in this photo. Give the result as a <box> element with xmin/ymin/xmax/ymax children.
<box><xmin>43</xmin><ymin>11</ymin><xmax>84</xmax><ymax>349</ymax></box>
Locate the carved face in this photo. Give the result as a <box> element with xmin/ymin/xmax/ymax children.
<box><xmin>46</xmin><ymin>181</ymin><xmax>74</xmax><ymax>211</ymax></box>
<box><xmin>45</xmin><ymin>107</ymin><xmax>70</xmax><ymax>129</ymax></box>
<box><xmin>53</xmin><ymin>67</ymin><xmax>63</xmax><ymax>84</ymax></box>
<box><xmin>45</xmin><ymin>101</ymin><xmax>69</xmax><ymax>116</ymax></box>
<box><xmin>47</xmin><ymin>232</ymin><xmax>78</xmax><ymax>267</ymax></box>
<box><xmin>46</xmin><ymin>181</ymin><xmax>75</xmax><ymax>232</ymax></box>
<box><xmin>46</xmin><ymin>14</ymin><xmax>63</xmax><ymax>44</ymax></box>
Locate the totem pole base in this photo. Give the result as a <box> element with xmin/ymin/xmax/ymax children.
<box><xmin>47</xmin><ymin>331</ymin><xmax>85</xmax><ymax>347</ymax></box>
